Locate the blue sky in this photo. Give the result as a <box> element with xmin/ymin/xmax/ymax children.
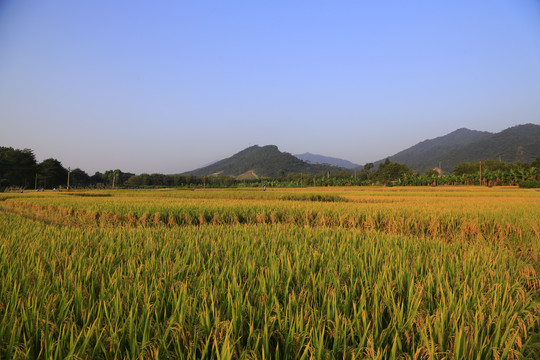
<box><xmin>1</xmin><ymin>1</ymin><xmax>540</xmax><ymax>174</ymax></box>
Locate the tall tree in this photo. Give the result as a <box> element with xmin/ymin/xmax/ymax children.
<box><xmin>374</xmin><ymin>159</ymin><xmax>414</xmax><ymax>184</ymax></box>
<box><xmin>69</xmin><ymin>168</ymin><xmax>91</xmax><ymax>187</ymax></box>
<box><xmin>38</xmin><ymin>158</ymin><xmax>68</xmax><ymax>188</ymax></box>
<box><xmin>0</xmin><ymin>147</ymin><xmax>37</xmax><ymax>189</ymax></box>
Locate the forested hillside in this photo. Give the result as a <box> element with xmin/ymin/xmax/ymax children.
<box><xmin>375</xmin><ymin>124</ymin><xmax>539</xmax><ymax>172</ymax></box>
<box><xmin>185</xmin><ymin>145</ymin><xmax>344</xmax><ymax>177</ymax></box>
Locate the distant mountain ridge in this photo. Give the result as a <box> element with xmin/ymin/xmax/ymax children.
<box><xmin>375</xmin><ymin>123</ymin><xmax>540</xmax><ymax>173</ymax></box>
<box><xmin>184</xmin><ymin>124</ymin><xmax>540</xmax><ymax>176</ymax></box>
<box><xmin>294</xmin><ymin>153</ymin><xmax>360</xmax><ymax>169</ymax></box>
<box><xmin>184</xmin><ymin>145</ymin><xmax>345</xmax><ymax>177</ymax></box>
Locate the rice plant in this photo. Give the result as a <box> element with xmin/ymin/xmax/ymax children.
<box><xmin>0</xmin><ymin>186</ymin><xmax>538</xmax><ymax>359</ymax></box>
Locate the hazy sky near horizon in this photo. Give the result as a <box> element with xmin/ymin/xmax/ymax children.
<box><xmin>1</xmin><ymin>1</ymin><xmax>540</xmax><ymax>174</ymax></box>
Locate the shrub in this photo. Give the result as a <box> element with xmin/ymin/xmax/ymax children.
<box><xmin>518</xmin><ymin>180</ymin><xmax>540</xmax><ymax>188</ymax></box>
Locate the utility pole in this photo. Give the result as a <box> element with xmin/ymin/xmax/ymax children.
<box><xmin>35</xmin><ymin>173</ymin><xmax>37</xmax><ymax>191</ymax></box>
<box><xmin>112</xmin><ymin>173</ymin><xmax>116</xmax><ymax>189</ymax></box>
<box><xmin>479</xmin><ymin>160</ymin><xmax>482</xmax><ymax>185</ymax></box>
<box><xmin>203</xmin><ymin>175</ymin><xmax>206</xmax><ymax>189</ymax></box>
<box><xmin>67</xmin><ymin>167</ymin><xmax>70</xmax><ymax>191</ymax></box>
<box><xmin>300</xmin><ymin>173</ymin><xmax>303</xmax><ymax>187</ymax></box>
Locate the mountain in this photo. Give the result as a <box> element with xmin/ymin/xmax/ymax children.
<box><xmin>294</xmin><ymin>153</ymin><xmax>360</xmax><ymax>169</ymax></box>
<box><xmin>184</xmin><ymin>124</ymin><xmax>539</xmax><ymax>177</ymax></box>
<box><xmin>375</xmin><ymin>124</ymin><xmax>540</xmax><ymax>173</ymax></box>
<box><xmin>184</xmin><ymin>145</ymin><xmax>345</xmax><ymax>177</ymax></box>
<box><xmin>374</xmin><ymin>128</ymin><xmax>492</xmax><ymax>172</ymax></box>
<box><xmin>436</xmin><ymin>124</ymin><xmax>540</xmax><ymax>169</ymax></box>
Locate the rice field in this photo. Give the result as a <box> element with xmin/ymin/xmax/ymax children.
<box><xmin>0</xmin><ymin>186</ymin><xmax>539</xmax><ymax>359</ymax></box>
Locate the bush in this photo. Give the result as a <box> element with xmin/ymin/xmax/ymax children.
<box><xmin>518</xmin><ymin>180</ymin><xmax>540</xmax><ymax>188</ymax></box>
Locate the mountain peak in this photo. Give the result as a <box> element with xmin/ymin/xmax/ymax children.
<box><xmin>294</xmin><ymin>153</ymin><xmax>360</xmax><ymax>169</ymax></box>
<box><xmin>379</xmin><ymin>124</ymin><xmax>539</xmax><ymax>172</ymax></box>
<box><xmin>183</xmin><ymin>124</ymin><xmax>539</xmax><ymax>176</ymax></box>
<box><xmin>185</xmin><ymin>145</ymin><xmax>344</xmax><ymax>177</ymax></box>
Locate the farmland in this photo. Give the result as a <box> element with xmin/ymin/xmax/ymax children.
<box><xmin>0</xmin><ymin>186</ymin><xmax>539</xmax><ymax>359</ymax></box>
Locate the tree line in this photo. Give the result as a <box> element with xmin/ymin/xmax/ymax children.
<box><xmin>0</xmin><ymin>147</ymin><xmax>134</xmax><ymax>191</ymax></box>
<box><xmin>1</xmin><ymin>146</ymin><xmax>539</xmax><ymax>191</ymax></box>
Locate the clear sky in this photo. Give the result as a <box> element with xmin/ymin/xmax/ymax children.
<box><xmin>1</xmin><ymin>1</ymin><xmax>540</xmax><ymax>174</ymax></box>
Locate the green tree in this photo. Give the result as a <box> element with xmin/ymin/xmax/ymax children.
<box><xmin>38</xmin><ymin>158</ymin><xmax>68</xmax><ymax>188</ymax></box>
<box><xmin>374</xmin><ymin>159</ymin><xmax>413</xmax><ymax>185</ymax></box>
<box><xmin>70</xmin><ymin>168</ymin><xmax>91</xmax><ymax>188</ymax></box>
<box><xmin>90</xmin><ymin>172</ymin><xmax>105</xmax><ymax>187</ymax></box>
<box><xmin>97</xmin><ymin>169</ymin><xmax>134</xmax><ymax>187</ymax></box>
<box><xmin>358</xmin><ymin>163</ymin><xmax>374</xmax><ymax>181</ymax></box>
<box><xmin>0</xmin><ymin>147</ymin><xmax>37</xmax><ymax>189</ymax></box>
<box><xmin>424</xmin><ymin>169</ymin><xmax>439</xmax><ymax>177</ymax></box>
<box><xmin>453</xmin><ymin>162</ymin><xmax>478</xmax><ymax>176</ymax></box>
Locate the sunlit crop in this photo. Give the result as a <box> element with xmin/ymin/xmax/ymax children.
<box><xmin>0</xmin><ymin>186</ymin><xmax>538</xmax><ymax>359</ymax></box>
